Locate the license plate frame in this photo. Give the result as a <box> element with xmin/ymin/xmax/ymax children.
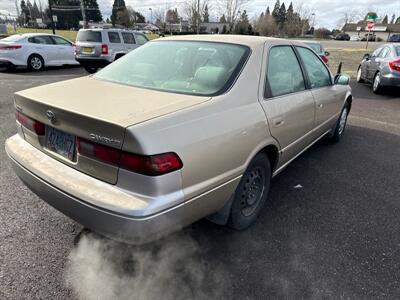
<box><xmin>83</xmin><ymin>47</ymin><xmax>93</xmax><ymax>53</ymax></box>
<box><xmin>45</xmin><ymin>127</ymin><xmax>76</xmax><ymax>161</ymax></box>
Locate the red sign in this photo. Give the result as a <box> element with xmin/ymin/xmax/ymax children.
<box><xmin>367</xmin><ymin>21</ymin><xmax>375</xmax><ymax>30</ymax></box>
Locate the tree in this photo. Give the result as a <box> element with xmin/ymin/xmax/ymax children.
<box><xmin>84</xmin><ymin>0</ymin><xmax>103</xmax><ymax>23</ymax></box>
<box><xmin>32</xmin><ymin>1</ymin><xmax>40</xmax><ymax>20</ymax></box>
<box><xmin>111</xmin><ymin>0</ymin><xmax>127</xmax><ymax>26</ymax></box>
<box><xmin>265</xmin><ymin>6</ymin><xmax>270</xmax><ymax>16</ymax></box>
<box><xmin>390</xmin><ymin>14</ymin><xmax>395</xmax><ymax>24</ymax></box>
<box><xmin>278</xmin><ymin>2</ymin><xmax>286</xmax><ymax>29</ymax></box>
<box><xmin>203</xmin><ymin>4</ymin><xmax>209</xmax><ymax>22</ymax></box>
<box><xmin>20</xmin><ymin>0</ymin><xmax>30</xmax><ymax>25</ymax></box>
<box><xmin>271</xmin><ymin>0</ymin><xmax>280</xmax><ymax>23</ymax></box>
<box><xmin>314</xmin><ymin>27</ymin><xmax>331</xmax><ymax>39</ymax></box>
<box><xmin>219</xmin><ymin>0</ymin><xmax>250</xmax><ymax>32</ymax></box>
<box><xmin>184</xmin><ymin>0</ymin><xmax>208</xmax><ymax>32</ymax></box>
<box><xmin>255</xmin><ymin>12</ymin><xmax>278</xmax><ymax>37</ymax></box>
<box><xmin>233</xmin><ymin>9</ymin><xmax>251</xmax><ymax>34</ymax></box>
<box><xmin>220</xmin><ymin>14</ymin><xmax>227</xmax><ymax>23</ymax></box>
<box><xmin>364</xmin><ymin>12</ymin><xmax>378</xmax><ymax>21</ymax></box>
<box><xmin>382</xmin><ymin>15</ymin><xmax>388</xmax><ymax>24</ymax></box>
<box><xmin>396</xmin><ymin>16</ymin><xmax>400</xmax><ymax>24</ymax></box>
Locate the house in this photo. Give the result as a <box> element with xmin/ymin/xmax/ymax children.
<box><xmin>343</xmin><ymin>22</ymin><xmax>400</xmax><ymax>41</ymax></box>
<box><xmin>200</xmin><ymin>22</ymin><xmax>228</xmax><ymax>34</ymax></box>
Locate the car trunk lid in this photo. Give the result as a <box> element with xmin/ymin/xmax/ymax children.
<box><xmin>14</xmin><ymin>76</ymin><xmax>210</xmax><ymax>184</ymax></box>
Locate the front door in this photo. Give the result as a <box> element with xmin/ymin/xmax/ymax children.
<box><xmin>260</xmin><ymin>45</ymin><xmax>315</xmax><ymax>167</ymax></box>
<box><xmin>51</xmin><ymin>36</ymin><xmax>75</xmax><ymax>64</ymax></box>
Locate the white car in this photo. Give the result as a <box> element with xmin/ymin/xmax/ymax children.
<box><xmin>350</xmin><ymin>35</ymin><xmax>361</xmax><ymax>41</ymax></box>
<box><xmin>0</xmin><ymin>33</ymin><xmax>79</xmax><ymax>71</ymax></box>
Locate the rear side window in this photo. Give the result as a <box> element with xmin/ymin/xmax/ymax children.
<box><xmin>136</xmin><ymin>34</ymin><xmax>148</xmax><ymax>45</ymax></box>
<box><xmin>379</xmin><ymin>47</ymin><xmax>390</xmax><ymax>58</ymax></box>
<box><xmin>28</xmin><ymin>36</ymin><xmax>54</xmax><ymax>45</ymax></box>
<box><xmin>108</xmin><ymin>32</ymin><xmax>121</xmax><ymax>43</ymax></box>
<box><xmin>296</xmin><ymin>47</ymin><xmax>331</xmax><ymax>89</ymax></box>
<box><xmin>76</xmin><ymin>31</ymin><xmax>102</xmax><ymax>42</ymax></box>
<box><xmin>122</xmin><ymin>32</ymin><xmax>135</xmax><ymax>44</ymax></box>
<box><xmin>52</xmin><ymin>36</ymin><xmax>71</xmax><ymax>45</ymax></box>
<box><xmin>371</xmin><ymin>47</ymin><xmax>382</xmax><ymax>58</ymax></box>
<box><xmin>396</xmin><ymin>46</ymin><xmax>400</xmax><ymax>57</ymax></box>
<box><xmin>266</xmin><ymin>46</ymin><xmax>305</xmax><ymax>97</ymax></box>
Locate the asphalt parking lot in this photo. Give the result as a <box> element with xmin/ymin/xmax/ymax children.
<box><xmin>1</xmin><ymin>66</ymin><xmax>400</xmax><ymax>300</ymax></box>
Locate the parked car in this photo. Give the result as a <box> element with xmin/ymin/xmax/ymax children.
<box><xmin>0</xmin><ymin>34</ymin><xmax>9</xmax><ymax>39</ymax></box>
<box><xmin>0</xmin><ymin>33</ymin><xmax>78</xmax><ymax>71</ymax></box>
<box><xmin>361</xmin><ymin>33</ymin><xmax>376</xmax><ymax>42</ymax></box>
<box><xmin>350</xmin><ymin>35</ymin><xmax>361</xmax><ymax>41</ymax></box>
<box><xmin>5</xmin><ymin>36</ymin><xmax>352</xmax><ymax>244</ymax></box>
<box><xmin>75</xmin><ymin>28</ymin><xmax>149</xmax><ymax>73</ymax></box>
<box><xmin>302</xmin><ymin>40</ymin><xmax>330</xmax><ymax>64</ymax></box>
<box><xmin>388</xmin><ymin>34</ymin><xmax>400</xmax><ymax>43</ymax></box>
<box><xmin>335</xmin><ymin>33</ymin><xmax>350</xmax><ymax>41</ymax></box>
<box><xmin>357</xmin><ymin>43</ymin><xmax>400</xmax><ymax>93</ymax></box>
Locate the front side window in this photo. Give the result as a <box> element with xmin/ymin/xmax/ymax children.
<box><xmin>136</xmin><ymin>34</ymin><xmax>148</xmax><ymax>45</ymax></box>
<box><xmin>108</xmin><ymin>32</ymin><xmax>121</xmax><ymax>43</ymax></box>
<box><xmin>296</xmin><ymin>47</ymin><xmax>331</xmax><ymax>89</ymax></box>
<box><xmin>266</xmin><ymin>46</ymin><xmax>305</xmax><ymax>97</ymax></box>
<box><xmin>94</xmin><ymin>41</ymin><xmax>250</xmax><ymax>96</ymax></box>
<box><xmin>122</xmin><ymin>32</ymin><xmax>135</xmax><ymax>44</ymax></box>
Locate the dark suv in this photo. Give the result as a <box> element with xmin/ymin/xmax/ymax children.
<box><xmin>389</xmin><ymin>34</ymin><xmax>400</xmax><ymax>43</ymax></box>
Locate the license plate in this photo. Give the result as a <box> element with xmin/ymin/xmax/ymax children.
<box><xmin>83</xmin><ymin>47</ymin><xmax>93</xmax><ymax>53</ymax></box>
<box><xmin>45</xmin><ymin>127</ymin><xmax>75</xmax><ymax>160</ymax></box>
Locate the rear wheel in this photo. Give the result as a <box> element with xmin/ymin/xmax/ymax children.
<box><xmin>228</xmin><ymin>153</ymin><xmax>271</xmax><ymax>230</ymax></box>
<box><xmin>356</xmin><ymin>67</ymin><xmax>364</xmax><ymax>83</ymax></box>
<box><xmin>84</xmin><ymin>66</ymin><xmax>98</xmax><ymax>73</ymax></box>
<box><xmin>27</xmin><ymin>54</ymin><xmax>44</xmax><ymax>71</ymax></box>
<box><xmin>372</xmin><ymin>72</ymin><xmax>383</xmax><ymax>94</ymax></box>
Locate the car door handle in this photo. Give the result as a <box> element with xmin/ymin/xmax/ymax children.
<box><xmin>273</xmin><ymin>118</ymin><xmax>284</xmax><ymax>127</ymax></box>
<box><xmin>317</xmin><ymin>103</ymin><xmax>323</xmax><ymax>109</ymax></box>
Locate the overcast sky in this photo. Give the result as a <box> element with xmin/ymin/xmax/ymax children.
<box><xmin>1</xmin><ymin>0</ymin><xmax>399</xmax><ymax>29</ymax></box>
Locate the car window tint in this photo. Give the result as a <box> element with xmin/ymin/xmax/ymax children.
<box><xmin>29</xmin><ymin>36</ymin><xmax>54</xmax><ymax>45</ymax></box>
<box><xmin>266</xmin><ymin>46</ymin><xmax>305</xmax><ymax>97</ymax></box>
<box><xmin>52</xmin><ymin>36</ymin><xmax>71</xmax><ymax>45</ymax></box>
<box><xmin>296</xmin><ymin>46</ymin><xmax>331</xmax><ymax>89</ymax></box>
<box><xmin>122</xmin><ymin>32</ymin><xmax>135</xmax><ymax>44</ymax></box>
<box><xmin>379</xmin><ymin>47</ymin><xmax>390</xmax><ymax>58</ymax></box>
<box><xmin>108</xmin><ymin>32</ymin><xmax>121</xmax><ymax>43</ymax></box>
<box><xmin>76</xmin><ymin>30</ymin><xmax>102</xmax><ymax>42</ymax></box>
<box><xmin>136</xmin><ymin>34</ymin><xmax>148</xmax><ymax>45</ymax></box>
<box><xmin>305</xmin><ymin>43</ymin><xmax>323</xmax><ymax>54</ymax></box>
<box><xmin>396</xmin><ymin>46</ymin><xmax>400</xmax><ymax>57</ymax></box>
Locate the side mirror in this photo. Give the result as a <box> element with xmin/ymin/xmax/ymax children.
<box><xmin>363</xmin><ymin>53</ymin><xmax>370</xmax><ymax>60</ymax></box>
<box><xmin>335</xmin><ymin>74</ymin><xmax>350</xmax><ymax>86</ymax></box>
<box><xmin>324</xmin><ymin>51</ymin><xmax>330</xmax><ymax>57</ymax></box>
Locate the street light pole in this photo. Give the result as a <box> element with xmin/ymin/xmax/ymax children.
<box><xmin>197</xmin><ymin>0</ymin><xmax>200</xmax><ymax>34</ymax></box>
<box><xmin>48</xmin><ymin>0</ymin><xmax>55</xmax><ymax>34</ymax></box>
<box><xmin>149</xmin><ymin>8</ymin><xmax>152</xmax><ymax>24</ymax></box>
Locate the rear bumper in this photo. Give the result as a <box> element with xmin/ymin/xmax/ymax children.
<box><xmin>381</xmin><ymin>73</ymin><xmax>400</xmax><ymax>88</ymax></box>
<box><xmin>75</xmin><ymin>57</ymin><xmax>110</xmax><ymax>68</ymax></box>
<box><xmin>5</xmin><ymin>134</ymin><xmax>239</xmax><ymax>244</ymax></box>
<box><xmin>0</xmin><ymin>59</ymin><xmax>15</xmax><ymax>68</ymax></box>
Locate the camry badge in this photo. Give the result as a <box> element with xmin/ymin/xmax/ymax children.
<box><xmin>46</xmin><ymin>110</ymin><xmax>56</xmax><ymax>124</ymax></box>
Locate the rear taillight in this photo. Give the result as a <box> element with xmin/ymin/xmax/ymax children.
<box><xmin>0</xmin><ymin>45</ymin><xmax>22</xmax><ymax>50</ymax></box>
<box><xmin>101</xmin><ymin>44</ymin><xmax>108</xmax><ymax>55</ymax></box>
<box><xmin>389</xmin><ymin>59</ymin><xmax>400</xmax><ymax>72</ymax></box>
<box><xmin>16</xmin><ymin>111</ymin><xmax>45</xmax><ymax>135</ymax></box>
<box><xmin>77</xmin><ymin>138</ymin><xmax>183</xmax><ymax>176</ymax></box>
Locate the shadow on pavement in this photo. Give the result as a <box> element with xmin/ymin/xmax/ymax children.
<box><xmin>0</xmin><ymin>65</ymin><xmax>86</xmax><ymax>76</ymax></box>
<box><xmin>350</xmin><ymin>81</ymin><xmax>400</xmax><ymax>100</ymax></box>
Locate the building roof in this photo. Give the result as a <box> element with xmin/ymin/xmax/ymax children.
<box><xmin>343</xmin><ymin>22</ymin><xmax>400</xmax><ymax>33</ymax></box>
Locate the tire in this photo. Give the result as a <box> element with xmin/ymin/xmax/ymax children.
<box><xmin>84</xmin><ymin>66</ymin><xmax>98</xmax><ymax>73</ymax></box>
<box><xmin>228</xmin><ymin>153</ymin><xmax>271</xmax><ymax>230</ymax></box>
<box><xmin>356</xmin><ymin>66</ymin><xmax>364</xmax><ymax>83</ymax></box>
<box><xmin>329</xmin><ymin>102</ymin><xmax>350</xmax><ymax>143</ymax></box>
<box><xmin>372</xmin><ymin>72</ymin><xmax>383</xmax><ymax>94</ymax></box>
<box><xmin>27</xmin><ymin>54</ymin><xmax>44</xmax><ymax>71</ymax></box>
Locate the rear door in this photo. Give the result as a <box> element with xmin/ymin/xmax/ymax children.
<box><xmin>295</xmin><ymin>46</ymin><xmax>343</xmax><ymax>136</ymax></box>
<box><xmin>366</xmin><ymin>47</ymin><xmax>383</xmax><ymax>80</ymax></box>
<box><xmin>51</xmin><ymin>36</ymin><xmax>75</xmax><ymax>64</ymax></box>
<box><xmin>28</xmin><ymin>35</ymin><xmax>58</xmax><ymax>65</ymax></box>
<box><xmin>121</xmin><ymin>32</ymin><xmax>137</xmax><ymax>52</ymax></box>
<box><xmin>107</xmin><ymin>31</ymin><xmax>124</xmax><ymax>59</ymax></box>
<box><xmin>260</xmin><ymin>44</ymin><xmax>315</xmax><ymax>166</ymax></box>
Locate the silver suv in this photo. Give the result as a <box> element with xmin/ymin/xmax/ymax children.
<box><xmin>75</xmin><ymin>28</ymin><xmax>149</xmax><ymax>73</ymax></box>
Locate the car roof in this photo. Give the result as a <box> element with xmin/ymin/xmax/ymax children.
<box><xmin>153</xmin><ymin>34</ymin><xmax>297</xmax><ymax>49</ymax></box>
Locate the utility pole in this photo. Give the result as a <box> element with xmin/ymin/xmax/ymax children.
<box><xmin>80</xmin><ymin>0</ymin><xmax>87</xmax><ymax>28</ymax></box>
<box><xmin>197</xmin><ymin>0</ymin><xmax>200</xmax><ymax>34</ymax></box>
<box><xmin>48</xmin><ymin>0</ymin><xmax>55</xmax><ymax>34</ymax></box>
<box><xmin>15</xmin><ymin>0</ymin><xmax>20</xmax><ymax>19</ymax></box>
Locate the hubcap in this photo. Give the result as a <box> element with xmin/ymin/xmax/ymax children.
<box><xmin>31</xmin><ymin>57</ymin><xmax>42</xmax><ymax>70</ymax></box>
<box><xmin>338</xmin><ymin>108</ymin><xmax>348</xmax><ymax>135</ymax></box>
<box><xmin>373</xmin><ymin>74</ymin><xmax>380</xmax><ymax>91</ymax></box>
<box><xmin>240</xmin><ymin>167</ymin><xmax>265</xmax><ymax>217</ymax></box>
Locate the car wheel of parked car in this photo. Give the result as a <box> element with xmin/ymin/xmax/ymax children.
<box><xmin>84</xmin><ymin>66</ymin><xmax>98</xmax><ymax>74</ymax></box>
<box><xmin>329</xmin><ymin>102</ymin><xmax>350</xmax><ymax>143</ymax></box>
<box><xmin>28</xmin><ymin>54</ymin><xmax>44</xmax><ymax>71</ymax></box>
<box><xmin>372</xmin><ymin>72</ymin><xmax>383</xmax><ymax>94</ymax></box>
<box><xmin>228</xmin><ymin>153</ymin><xmax>271</xmax><ymax>230</ymax></box>
<box><xmin>356</xmin><ymin>67</ymin><xmax>364</xmax><ymax>83</ymax></box>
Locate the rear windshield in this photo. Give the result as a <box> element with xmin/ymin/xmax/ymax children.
<box><xmin>2</xmin><ymin>35</ymin><xmax>24</xmax><ymax>42</ymax></box>
<box><xmin>76</xmin><ymin>31</ymin><xmax>102</xmax><ymax>42</ymax></box>
<box><xmin>305</xmin><ymin>42</ymin><xmax>323</xmax><ymax>54</ymax></box>
<box><xmin>94</xmin><ymin>41</ymin><xmax>250</xmax><ymax>96</ymax></box>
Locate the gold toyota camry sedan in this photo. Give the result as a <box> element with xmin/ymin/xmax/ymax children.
<box><xmin>5</xmin><ymin>35</ymin><xmax>352</xmax><ymax>243</ymax></box>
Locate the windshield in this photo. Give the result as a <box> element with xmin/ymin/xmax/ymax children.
<box><xmin>94</xmin><ymin>41</ymin><xmax>250</xmax><ymax>96</ymax></box>
<box><xmin>76</xmin><ymin>31</ymin><xmax>102</xmax><ymax>42</ymax></box>
<box><xmin>2</xmin><ymin>35</ymin><xmax>24</xmax><ymax>42</ymax></box>
<box><xmin>305</xmin><ymin>43</ymin><xmax>323</xmax><ymax>54</ymax></box>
